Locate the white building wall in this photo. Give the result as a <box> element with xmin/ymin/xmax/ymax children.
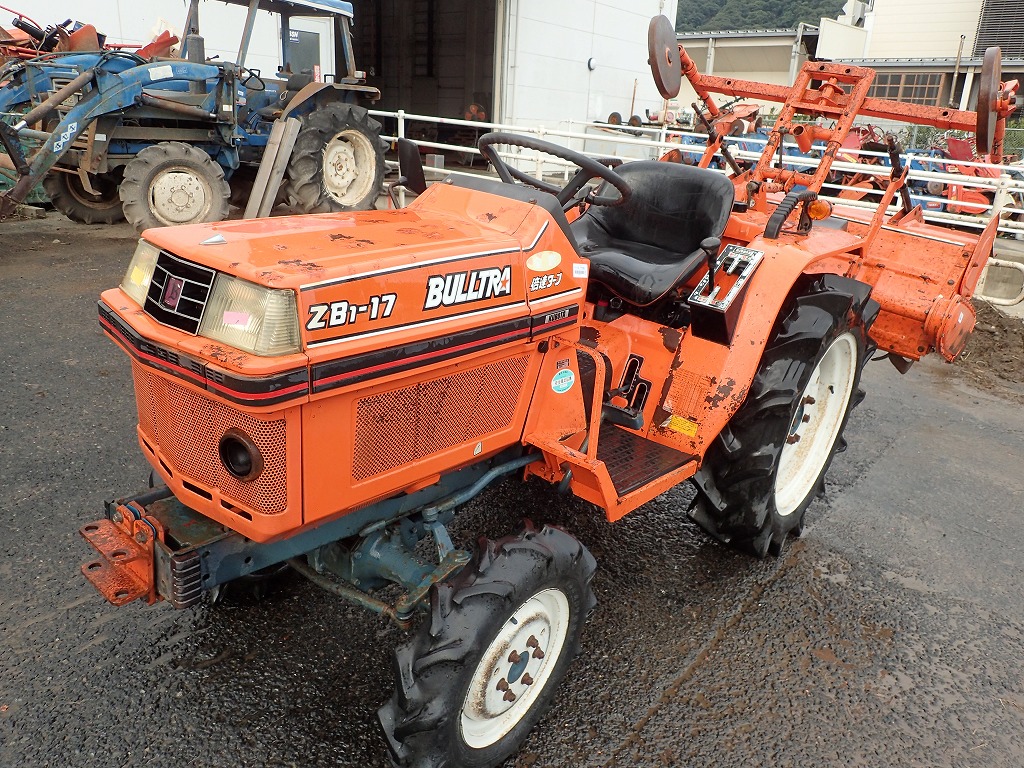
<box><xmin>502</xmin><ymin>0</ymin><xmax>677</xmax><ymax>128</ymax></box>
<box><xmin>817</xmin><ymin>18</ymin><xmax>869</xmax><ymax>59</ymax></box>
<box><xmin>11</xmin><ymin>1</ymin><xmax>281</xmax><ymax>78</ymax></box>
<box><xmin>862</xmin><ymin>0</ymin><xmax>982</xmax><ymax>59</ymax></box>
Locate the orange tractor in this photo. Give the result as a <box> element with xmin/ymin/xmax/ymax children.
<box><xmin>80</xmin><ymin>16</ymin><xmax>1017</xmax><ymax>768</ymax></box>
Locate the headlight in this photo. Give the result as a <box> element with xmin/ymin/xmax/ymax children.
<box><xmin>120</xmin><ymin>240</ymin><xmax>161</xmax><ymax>306</ymax></box>
<box><xmin>198</xmin><ymin>273</ymin><xmax>300</xmax><ymax>356</ymax></box>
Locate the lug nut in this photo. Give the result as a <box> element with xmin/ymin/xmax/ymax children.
<box><xmin>801</xmin><ymin>396</ymin><xmax>816</xmax><ymax>405</ymax></box>
<box><xmin>508</xmin><ymin>650</ymin><xmax>521</xmax><ymax>664</ymax></box>
<box><xmin>525</xmin><ymin>636</ymin><xmax>539</xmax><ymax>649</ymax></box>
<box><xmin>786</xmin><ymin>434</ymin><xmax>801</xmax><ymax>444</ymax></box>
<box><xmin>522</xmin><ymin>673</ymin><xmax>534</xmax><ymax>686</ymax></box>
<box><xmin>496</xmin><ymin>678</ymin><xmax>509</xmax><ymax>692</ymax></box>
<box><xmin>503</xmin><ymin>690</ymin><xmax>517</xmax><ymax>702</ymax></box>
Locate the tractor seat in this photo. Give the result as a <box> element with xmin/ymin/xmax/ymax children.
<box><xmin>256</xmin><ymin>73</ymin><xmax>315</xmax><ymax>118</ymax></box>
<box><xmin>570</xmin><ymin>161</ymin><xmax>735</xmax><ymax>307</ymax></box>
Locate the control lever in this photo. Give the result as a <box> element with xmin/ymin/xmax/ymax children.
<box><xmin>699</xmin><ymin>237</ymin><xmax>721</xmax><ymax>296</ymax></box>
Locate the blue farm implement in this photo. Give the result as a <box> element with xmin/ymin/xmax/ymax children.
<box><xmin>0</xmin><ymin>0</ymin><xmax>384</xmax><ymax>230</ymax></box>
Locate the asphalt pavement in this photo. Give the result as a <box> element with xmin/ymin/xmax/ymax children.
<box><xmin>1</xmin><ymin>217</ymin><xmax>1022</xmax><ymax>767</ymax></box>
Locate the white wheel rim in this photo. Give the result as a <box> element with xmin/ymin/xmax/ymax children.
<box><xmin>460</xmin><ymin>588</ymin><xmax>570</xmax><ymax>749</ymax></box>
<box><xmin>322</xmin><ymin>129</ymin><xmax>376</xmax><ymax>206</ymax></box>
<box><xmin>149</xmin><ymin>167</ymin><xmax>212</xmax><ymax>225</ymax></box>
<box><xmin>774</xmin><ymin>332</ymin><xmax>858</xmax><ymax>517</ymax></box>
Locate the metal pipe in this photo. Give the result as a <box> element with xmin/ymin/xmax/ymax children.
<box><xmin>236</xmin><ymin>0</ymin><xmax>260</xmax><ymax>67</ymax></box>
<box><xmin>288</xmin><ymin>557</ymin><xmax>399</xmax><ymax>622</ymax></box>
<box><xmin>950</xmin><ymin>35</ymin><xmax>966</xmax><ymax>108</ymax></box>
<box><xmin>420</xmin><ymin>453</ymin><xmax>542</xmax><ymax>519</ymax></box>
<box><xmin>14</xmin><ymin>68</ymin><xmax>94</xmax><ymax>130</ymax></box>
<box><xmin>140</xmin><ymin>93</ymin><xmax>216</xmax><ymax>120</ymax></box>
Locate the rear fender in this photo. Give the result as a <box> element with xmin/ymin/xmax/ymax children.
<box><xmin>655</xmin><ymin>239</ymin><xmax>843</xmax><ymax>459</ymax></box>
<box><xmin>282</xmin><ymin>82</ymin><xmax>382</xmax><ymax>119</ymax></box>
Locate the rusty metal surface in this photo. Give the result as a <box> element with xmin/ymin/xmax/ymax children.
<box><xmin>79</xmin><ymin>512</ymin><xmax>160</xmax><ymax>606</ymax></box>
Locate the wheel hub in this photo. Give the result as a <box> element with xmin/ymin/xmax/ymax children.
<box><xmin>150</xmin><ymin>168</ymin><xmax>210</xmax><ymax>225</ymax></box>
<box><xmin>322</xmin><ymin>129</ymin><xmax>377</xmax><ymax>206</ymax></box>
<box><xmin>774</xmin><ymin>333</ymin><xmax>857</xmax><ymax>517</ymax></box>
<box><xmin>460</xmin><ymin>588</ymin><xmax>569</xmax><ymax>749</ymax></box>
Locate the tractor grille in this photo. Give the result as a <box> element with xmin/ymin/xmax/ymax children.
<box><xmin>352</xmin><ymin>355</ymin><xmax>530</xmax><ymax>481</ymax></box>
<box><xmin>132</xmin><ymin>360</ymin><xmax>290</xmax><ymax>515</ymax></box>
<box><xmin>144</xmin><ymin>252</ymin><xmax>216</xmax><ymax>335</ymax></box>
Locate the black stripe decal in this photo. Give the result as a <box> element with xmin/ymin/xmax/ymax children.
<box><xmin>530</xmin><ymin>304</ymin><xmax>580</xmax><ymax>336</ymax></box>
<box><xmin>99</xmin><ymin>302</ymin><xmax>310</xmax><ymax>407</ymax></box>
<box><xmin>300</xmin><ymin>248</ymin><xmax>519</xmax><ymax>292</ymax></box>
<box><xmin>311</xmin><ymin>315</ymin><xmax>533</xmax><ymax>393</ymax></box>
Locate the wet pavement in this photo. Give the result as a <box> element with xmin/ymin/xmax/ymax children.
<box><xmin>1</xmin><ymin>217</ymin><xmax>1023</xmax><ymax>767</ymax></box>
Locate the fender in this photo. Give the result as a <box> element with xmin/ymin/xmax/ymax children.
<box><xmin>282</xmin><ymin>81</ymin><xmax>381</xmax><ymax>119</ymax></box>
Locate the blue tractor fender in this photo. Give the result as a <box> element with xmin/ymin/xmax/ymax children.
<box><xmin>281</xmin><ymin>81</ymin><xmax>380</xmax><ymax>120</ymax></box>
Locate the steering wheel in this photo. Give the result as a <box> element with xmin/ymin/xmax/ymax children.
<box><xmin>478</xmin><ymin>132</ymin><xmax>632</xmax><ymax>210</ymax></box>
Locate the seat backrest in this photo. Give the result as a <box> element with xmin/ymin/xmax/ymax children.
<box><xmin>587</xmin><ymin>161</ymin><xmax>735</xmax><ymax>256</ymax></box>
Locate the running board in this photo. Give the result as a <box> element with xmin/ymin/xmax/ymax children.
<box><xmin>525</xmin><ymin>428</ymin><xmax>698</xmax><ymax>522</ymax></box>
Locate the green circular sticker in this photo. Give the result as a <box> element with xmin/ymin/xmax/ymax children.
<box><xmin>551</xmin><ymin>369</ymin><xmax>575</xmax><ymax>394</ymax></box>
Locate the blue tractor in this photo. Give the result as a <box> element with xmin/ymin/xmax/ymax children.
<box><xmin>0</xmin><ymin>0</ymin><xmax>384</xmax><ymax>231</ymax></box>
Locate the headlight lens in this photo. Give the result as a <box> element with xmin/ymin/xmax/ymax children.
<box><xmin>198</xmin><ymin>273</ymin><xmax>300</xmax><ymax>356</ymax></box>
<box><xmin>120</xmin><ymin>240</ymin><xmax>161</xmax><ymax>306</ymax></box>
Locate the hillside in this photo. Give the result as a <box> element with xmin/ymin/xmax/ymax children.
<box><xmin>676</xmin><ymin>0</ymin><xmax>847</xmax><ymax>31</ymax></box>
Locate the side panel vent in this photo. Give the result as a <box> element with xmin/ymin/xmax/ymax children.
<box><xmin>353</xmin><ymin>355</ymin><xmax>531</xmax><ymax>481</ymax></box>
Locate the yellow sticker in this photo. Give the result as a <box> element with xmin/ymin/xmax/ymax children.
<box><xmin>130</xmin><ymin>265</ymin><xmax>146</xmax><ymax>286</ymax></box>
<box><xmin>667</xmin><ymin>415</ymin><xmax>699</xmax><ymax>437</ymax></box>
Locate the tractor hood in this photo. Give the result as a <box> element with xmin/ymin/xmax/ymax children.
<box><xmin>140</xmin><ymin>182</ymin><xmax>588</xmax><ymax>376</ymax></box>
<box><xmin>142</xmin><ymin>207</ymin><xmax>525</xmax><ymax>293</ymax></box>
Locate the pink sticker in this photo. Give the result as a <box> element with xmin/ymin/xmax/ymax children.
<box><xmin>223</xmin><ymin>311</ymin><xmax>250</xmax><ymax>326</ymax></box>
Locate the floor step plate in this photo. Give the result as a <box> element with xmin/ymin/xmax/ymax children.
<box><xmin>596</xmin><ymin>425</ymin><xmax>695</xmax><ymax>496</ymax></box>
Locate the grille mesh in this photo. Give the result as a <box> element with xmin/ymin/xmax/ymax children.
<box><xmin>352</xmin><ymin>355</ymin><xmax>530</xmax><ymax>481</ymax></box>
<box><xmin>131</xmin><ymin>361</ymin><xmax>289</xmax><ymax>515</ymax></box>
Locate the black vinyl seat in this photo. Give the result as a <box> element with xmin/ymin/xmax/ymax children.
<box><xmin>571</xmin><ymin>161</ymin><xmax>735</xmax><ymax>307</ymax></box>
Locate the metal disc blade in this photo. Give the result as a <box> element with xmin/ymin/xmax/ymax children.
<box><xmin>648</xmin><ymin>15</ymin><xmax>681</xmax><ymax>100</ymax></box>
<box><xmin>976</xmin><ymin>46</ymin><xmax>1001</xmax><ymax>155</ymax></box>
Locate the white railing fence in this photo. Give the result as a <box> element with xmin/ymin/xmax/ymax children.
<box><xmin>370</xmin><ymin>108</ymin><xmax>1024</xmax><ymax>305</ymax></box>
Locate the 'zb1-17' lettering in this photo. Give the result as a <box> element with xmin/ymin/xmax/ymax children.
<box><xmin>424</xmin><ymin>266</ymin><xmax>512</xmax><ymax>310</ymax></box>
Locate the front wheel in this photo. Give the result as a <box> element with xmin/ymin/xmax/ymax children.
<box><xmin>119</xmin><ymin>142</ymin><xmax>230</xmax><ymax>232</ymax></box>
<box><xmin>690</xmin><ymin>275</ymin><xmax>879</xmax><ymax>556</ymax></box>
<box><xmin>378</xmin><ymin>524</ymin><xmax>597</xmax><ymax>768</ymax></box>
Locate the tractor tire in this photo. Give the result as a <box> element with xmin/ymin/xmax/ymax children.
<box><xmin>119</xmin><ymin>142</ymin><xmax>230</xmax><ymax>233</ymax></box>
<box><xmin>283</xmin><ymin>103</ymin><xmax>384</xmax><ymax>213</ymax></box>
<box><xmin>43</xmin><ymin>170</ymin><xmax>126</xmax><ymax>224</ymax></box>
<box><xmin>690</xmin><ymin>275</ymin><xmax>879</xmax><ymax>557</ymax></box>
<box><xmin>378</xmin><ymin>524</ymin><xmax>597</xmax><ymax>768</ymax></box>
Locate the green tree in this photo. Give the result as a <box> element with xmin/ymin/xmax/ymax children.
<box><xmin>676</xmin><ymin>0</ymin><xmax>847</xmax><ymax>32</ymax></box>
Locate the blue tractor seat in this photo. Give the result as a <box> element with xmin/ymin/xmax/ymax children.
<box><xmin>570</xmin><ymin>161</ymin><xmax>735</xmax><ymax>307</ymax></box>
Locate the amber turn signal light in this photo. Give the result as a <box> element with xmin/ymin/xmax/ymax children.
<box><xmin>806</xmin><ymin>199</ymin><xmax>833</xmax><ymax>220</ymax></box>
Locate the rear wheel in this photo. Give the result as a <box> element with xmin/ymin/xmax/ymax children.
<box><xmin>284</xmin><ymin>103</ymin><xmax>384</xmax><ymax>213</ymax></box>
<box><xmin>43</xmin><ymin>170</ymin><xmax>126</xmax><ymax>224</ymax></box>
<box><xmin>120</xmin><ymin>142</ymin><xmax>230</xmax><ymax>232</ymax></box>
<box><xmin>378</xmin><ymin>524</ymin><xmax>596</xmax><ymax>768</ymax></box>
<box><xmin>690</xmin><ymin>275</ymin><xmax>878</xmax><ymax>556</ymax></box>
